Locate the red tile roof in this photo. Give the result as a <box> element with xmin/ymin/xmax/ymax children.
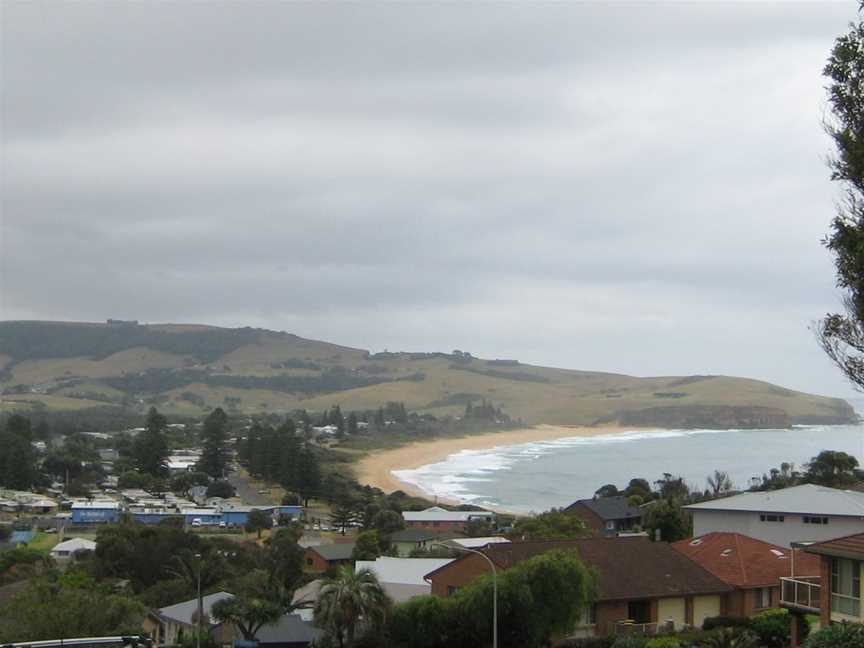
<box><xmin>425</xmin><ymin>536</ymin><xmax>731</xmax><ymax>601</ymax></box>
<box><xmin>805</xmin><ymin>532</ymin><xmax>864</xmax><ymax>560</ymax></box>
<box><xmin>672</xmin><ymin>533</ymin><xmax>820</xmax><ymax>589</ymax></box>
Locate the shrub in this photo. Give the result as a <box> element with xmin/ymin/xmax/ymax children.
<box><xmin>610</xmin><ymin>636</ymin><xmax>647</xmax><ymax>648</ymax></box>
<box><xmin>803</xmin><ymin>622</ymin><xmax>864</xmax><ymax>648</ymax></box>
<box><xmin>645</xmin><ymin>638</ymin><xmax>680</xmax><ymax>648</ymax></box>
<box><xmin>702</xmin><ymin>616</ymin><xmax>751</xmax><ymax>632</ymax></box>
<box><xmin>748</xmin><ymin>608</ymin><xmax>807</xmax><ymax>648</ymax></box>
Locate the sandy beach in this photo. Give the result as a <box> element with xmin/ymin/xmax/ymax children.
<box><xmin>355</xmin><ymin>424</ymin><xmax>637</xmax><ymax>505</ymax></box>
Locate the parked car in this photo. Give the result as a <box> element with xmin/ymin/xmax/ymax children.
<box><xmin>191</xmin><ymin>518</ymin><xmax>202</xmax><ymax>527</ymax></box>
<box><xmin>218</xmin><ymin>521</ymin><xmax>226</xmax><ymax>528</ymax></box>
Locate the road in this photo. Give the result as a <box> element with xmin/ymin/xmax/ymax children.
<box><xmin>227</xmin><ymin>469</ymin><xmax>272</xmax><ymax>505</ymax></box>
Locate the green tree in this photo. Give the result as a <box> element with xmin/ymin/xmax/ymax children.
<box><xmin>206</xmin><ymin>480</ymin><xmax>235</xmax><ymax>499</ymax></box>
<box><xmin>199</xmin><ymin>408</ymin><xmax>230</xmax><ymax>478</ymax></box>
<box><xmin>132</xmin><ymin>407</ymin><xmax>169</xmax><ymax>476</ymax></box>
<box><xmin>352</xmin><ymin>530</ymin><xmax>383</xmax><ymax>561</ymax></box>
<box><xmin>804</xmin><ymin>622</ymin><xmax>864</xmax><ymax>648</ymax></box>
<box><xmin>805</xmin><ymin>450</ymin><xmax>859</xmax><ymax>487</ymax></box>
<box><xmin>511</xmin><ymin>509</ymin><xmax>587</xmax><ymax>541</ymax></box>
<box><xmin>314</xmin><ymin>566</ymin><xmax>391</xmax><ymax>648</ymax></box>
<box><xmin>246</xmin><ymin>509</ymin><xmax>272</xmax><ymax>539</ymax></box>
<box><xmin>213</xmin><ymin>584</ymin><xmax>283</xmax><ymax>641</ymax></box>
<box><xmin>707</xmin><ymin>470</ymin><xmax>734</xmax><ymax>496</ymax></box>
<box><xmin>330</xmin><ymin>501</ymin><xmax>359</xmax><ymax>535</ymax></box>
<box><xmin>817</xmin><ymin>20</ymin><xmax>864</xmax><ymax>388</ymax></box>
<box><xmin>0</xmin><ymin>415</ymin><xmax>36</xmax><ymax>490</ymax></box>
<box><xmin>644</xmin><ymin>500</ymin><xmax>690</xmax><ymax>542</ymax></box>
<box><xmin>372</xmin><ymin>510</ymin><xmax>405</xmax><ymax>536</ymax></box>
<box><xmin>0</xmin><ymin>577</ymin><xmax>146</xmax><ymax>642</ymax></box>
<box><xmin>263</xmin><ymin>527</ymin><xmax>306</xmax><ymax>607</ymax></box>
<box><xmin>388</xmin><ymin>595</ymin><xmax>461</xmax><ymax>648</ymax></box>
<box><xmin>458</xmin><ymin>549</ymin><xmax>597</xmax><ymax>648</ymax></box>
<box><xmin>297</xmin><ymin>443</ymin><xmax>321</xmax><ymax>506</ymax></box>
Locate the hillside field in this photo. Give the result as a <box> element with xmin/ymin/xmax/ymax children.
<box><xmin>0</xmin><ymin>320</ymin><xmax>855</xmax><ymax>428</ymax></box>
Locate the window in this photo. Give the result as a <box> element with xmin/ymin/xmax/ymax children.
<box><xmin>447</xmin><ymin>586</ymin><xmax>461</xmax><ymax>597</ymax></box>
<box><xmin>606</xmin><ymin>521</ymin><xmax>615</xmax><ymax>530</ymax></box>
<box><xmin>754</xmin><ymin>587</ymin><xmax>771</xmax><ymax>609</ymax></box>
<box><xmin>306</xmin><ymin>558</ymin><xmax>313</xmax><ymax>566</ymax></box>
<box><xmin>831</xmin><ymin>557</ymin><xmax>861</xmax><ymax>617</ymax></box>
<box><xmin>759</xmin><ymin>514</ymin><xmax>785</xmax><ymax>523</ymax></box>
<box><xmin>803</xmin><ymin>516</ymin><xmax>829</xmax><ymax>525</ymax></box>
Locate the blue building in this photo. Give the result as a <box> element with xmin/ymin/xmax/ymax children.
<box><xmin>130</xmin><ymin>509</ymin><xmax>179</xmax><ymax>525</ymax></box>
<box><xmin>71</xmin><ymin>501</ymin><xmax>121</xmax><ymax>524</ymax></box>
<box><xmin>275</xmin><ymin>505</ymin><xmax>303</xmax><ymax>521</ymax></box>
<box><xmin>181</xmin><ymin>508</ymin><xmax>222</xmax><ymax>526</ymax></box>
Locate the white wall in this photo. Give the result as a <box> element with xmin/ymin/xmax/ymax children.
<box><xmin>691</xmin><ymin>510</ymin><xmax>864</xmax><ymax>547</ymax></box>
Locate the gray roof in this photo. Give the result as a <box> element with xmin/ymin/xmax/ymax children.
<box><xmin>683</xmin><ymin>484</ymin><xmax>864</xmax><ymax>517</ymax></box>
<box><xmin>157</xmin><ymin>591</ymin><xmax>235</xmax><ymax>626</ymax></box>
<box><xmin>311</xmin><ymin>543</ymin><xmax>356</xmax><ymax>561</ymax></box>
<box><xmin>388</xmin><ymin>528</ymin><xmax>449</xmax><ymax>543</ymax></box>
<box><xmin>255</xmin><ymin>613</ymin><xmax>322</xmax><ymax>645</ymax></box>
<box><xmin>567</xmin><ymin>496</ymin><xmax>642</xmax><ymax>521</ymax></box>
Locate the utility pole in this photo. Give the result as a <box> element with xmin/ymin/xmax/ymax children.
<box><xmin>435</xmin><ymin>543</ymin><xmax>497</xmax><ymax>648</ymax></box>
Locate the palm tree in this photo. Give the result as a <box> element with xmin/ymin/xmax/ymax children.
<box><xmin>212</xmin><ymin>596</ymin><xmax>282</xmax><ymax>641</ymax></box>
<box><xmin>313</xmin><ymin>566</ymin><xmax>391</xmax><ymax>648</ymax></box>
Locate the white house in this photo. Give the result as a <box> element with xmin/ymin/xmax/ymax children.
<box><xmin>684</xmin><ymin>484</ymin><xmax>864</xmax><ymax>547</ymax></box>
<box><xmin>355</xmin><ymin>557</ymin><xmax>454</xmax><ymax>603</ymax></box>
<box><xmin>50</xmin><ymin>537</ymin><xmax>97</xmax><ymax>562</ymax></box>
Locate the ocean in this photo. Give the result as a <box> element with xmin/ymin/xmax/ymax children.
<box><xmin>392</xmin><ymin>422</ymin><xmax>864</xmax><ymax>514</ymax></box>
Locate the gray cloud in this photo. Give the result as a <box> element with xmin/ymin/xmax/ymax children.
<box><xmin>1</xmin><ymin>1</ymin><xmax>859</xmax><ymax>397</ymax></box>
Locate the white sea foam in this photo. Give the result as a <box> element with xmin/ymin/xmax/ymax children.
<box><xmin>391</xmin><ymin>424</ymin><xmax>864</xmax><ymax>512</ymax></box>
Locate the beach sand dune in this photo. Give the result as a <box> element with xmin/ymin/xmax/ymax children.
<box><xmin>355</xmin><ymin>424</ymin><xmax>637</xmax><ymax>505</ymax></box>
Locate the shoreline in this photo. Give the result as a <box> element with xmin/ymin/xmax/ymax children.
<box><xmin>354</xmin><ymin>424</ymin><xmax>642</xmax><ymax>509</ymax></box>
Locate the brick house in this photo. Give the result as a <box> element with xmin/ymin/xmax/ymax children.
<box><xmin>672</xmin><ymin>532</ymin><xmax>820</xmax><ymax>617</ymax></box>
<box><xmin>423</xmin><ymin>536</ymin><xmax>731</xmax><ymax>637</ymax></box>
<box><xmin>303</xmin><ymin>543</ymin><xmax>356</xmax><ymax>573</ymax></box>
<box><xmin>780</xmin><ymin>532</ymin><xmax>864</xmax><ymax>647</ymax></box>
<box><xmin>565</xmin><ymin>496</ymin><xmax>644</xmax><ymax>536</ymax></box>
<box><xmin>402</xmin><ymin>506</ymin><xmax>494</xmax><ymax>533</ymax></box>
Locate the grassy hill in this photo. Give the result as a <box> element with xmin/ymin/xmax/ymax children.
<box><xmin>0</xmin><ymin>320</ymin><xmax>856</xmax><ymax>428</ymax></box>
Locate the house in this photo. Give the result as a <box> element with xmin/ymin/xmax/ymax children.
<box><xmin>402</xmin><ymin>506</ymin><xmax>494</xmax><ymax>533</ymax></box>
<box><xmin>143</xmin><ymin>591</ymin><xmax>235</xmax><ymax>647</ymax></box>
<box><xmin>254</xmin><ymin>613</ymin><xmax>322</xmax><ymax>648</ymax></box>
<box><xmin>779</xmin><ymin>532</ymin><xmax>864</xmax><ymax>646</ymax></box>
<box><xmin>424</xmin><ymin>536</ymin><xmax>731</xmax><ymax>637</ymax></box>
<box><xmin>71</xmin><ymin>500</ymin><xmax>121</xmax><ymax>524</ymax></box>
<box><xmin>49</xmin><ymin>537</ymin><xmax>97</xmax><ymax>562</ymax></box>
<box><xmin>303</xmin><ymin>543</ymin><xmax>356</xmax><ymax>573</ymax></box>
<box><xmin>565</xmin><ymin>496</ymin><xmax>644</xmax><ymax>536</ymax></box>
<box><xmin>355</xmin><ymin>557</ymin><xmax>454</xmax><ymax>603</ymax></box>
<box><xmin>672</xmin><ymin>532</ymin><xmax>820</xmax><ymax>617</ymax></box>
<box><xmin>388</xmin><ymin>528</ymin><xmax>451</xmax><ymax>556</ymax></box>
<box><xmin>22</xmin><ymin>498</ymin><xmax>58</xmax><ymax>514</ymax></box>
<box><xmin>683</xmin><ymin>484</ymin><xmax>864</xmax><ymax>548</ymax></box>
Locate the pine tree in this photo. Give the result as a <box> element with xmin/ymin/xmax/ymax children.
<box><xmin>199</xmin><ymin>408</ymin><xmax>230</xmax><ymax>479</ymax></box>
<box><xmin>347</xmin><ymin>413</ymin><xmax>358</xmax><ymax>436</ymax></box>
<box><xmin>0</xmin><ymin>415</ymin><xmax>36</xmax><ymax>490</ymax></box>
<box><xmin>297</xmin><ymin>443</ymin><xmax>321</xmax><ymax>506</ymax></box>
<box><xmin>133</xmin><ymin>407</ymin><xmax>169</xmax><ymax>476</ymax></box>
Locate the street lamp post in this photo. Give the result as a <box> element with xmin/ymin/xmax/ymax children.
<box><xmin>434</xmin><ymin>543</ymin><xmax>497</xmax><ymax>648</ymax></box>
<box><xmin>195</xmin><ymin>553</ymin><xmax>202</xmax><ymax>648</ymax></box>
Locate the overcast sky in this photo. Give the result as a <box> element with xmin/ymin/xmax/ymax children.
<box><xmin>2</xmin><ymin>2</ymin><xmax>862</xmax><ymax>398</ymax></box>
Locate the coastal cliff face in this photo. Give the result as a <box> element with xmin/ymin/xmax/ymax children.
<box><xmin>613</xmin><ymin>403</ymin><xmax>858</xmax><ymax>429</ymax></box>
